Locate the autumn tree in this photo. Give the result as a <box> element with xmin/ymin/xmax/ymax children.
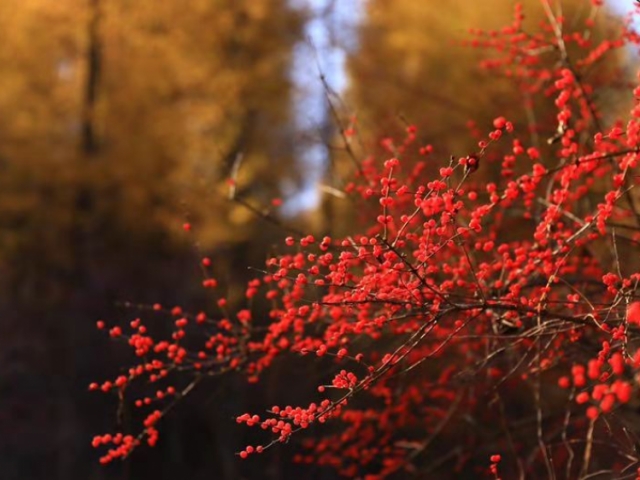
<box><xmin>0</xmin><ymin>1</ymin><xmax>303</xmax><ymax>479</ymax></box>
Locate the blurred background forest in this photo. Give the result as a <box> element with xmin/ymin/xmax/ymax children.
<box><xmin>0</xmin><ymin>0</ymin><xmax>635</xmax><ymax>479</ymax></box>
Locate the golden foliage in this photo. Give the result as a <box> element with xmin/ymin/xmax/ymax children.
<box><xmin>0</xmin><ymin>0</ymin><xmax>304</xmax><ymax>290</ymax></box>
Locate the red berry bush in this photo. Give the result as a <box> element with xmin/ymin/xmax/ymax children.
<box><xmin>92</xmin><ymin>3</ymin><xmax>640</xmax><ymax>478</ymax></box>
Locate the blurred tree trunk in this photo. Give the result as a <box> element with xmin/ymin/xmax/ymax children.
<box><xmin>82</xmin><ymin>0</ymin><xmax>101</xmax><ymax>155</ymax></box>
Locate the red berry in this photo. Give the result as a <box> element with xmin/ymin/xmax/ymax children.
<box><xmin>627</xmin><ymin>302</ymin><xmax>640</xmax><ymax>325</ymax></box>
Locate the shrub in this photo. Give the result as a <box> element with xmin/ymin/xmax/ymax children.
<box><xmin>92</xmin><ymin>3</ymin><xmax>640</xmax><ymax>478</ymax></box>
